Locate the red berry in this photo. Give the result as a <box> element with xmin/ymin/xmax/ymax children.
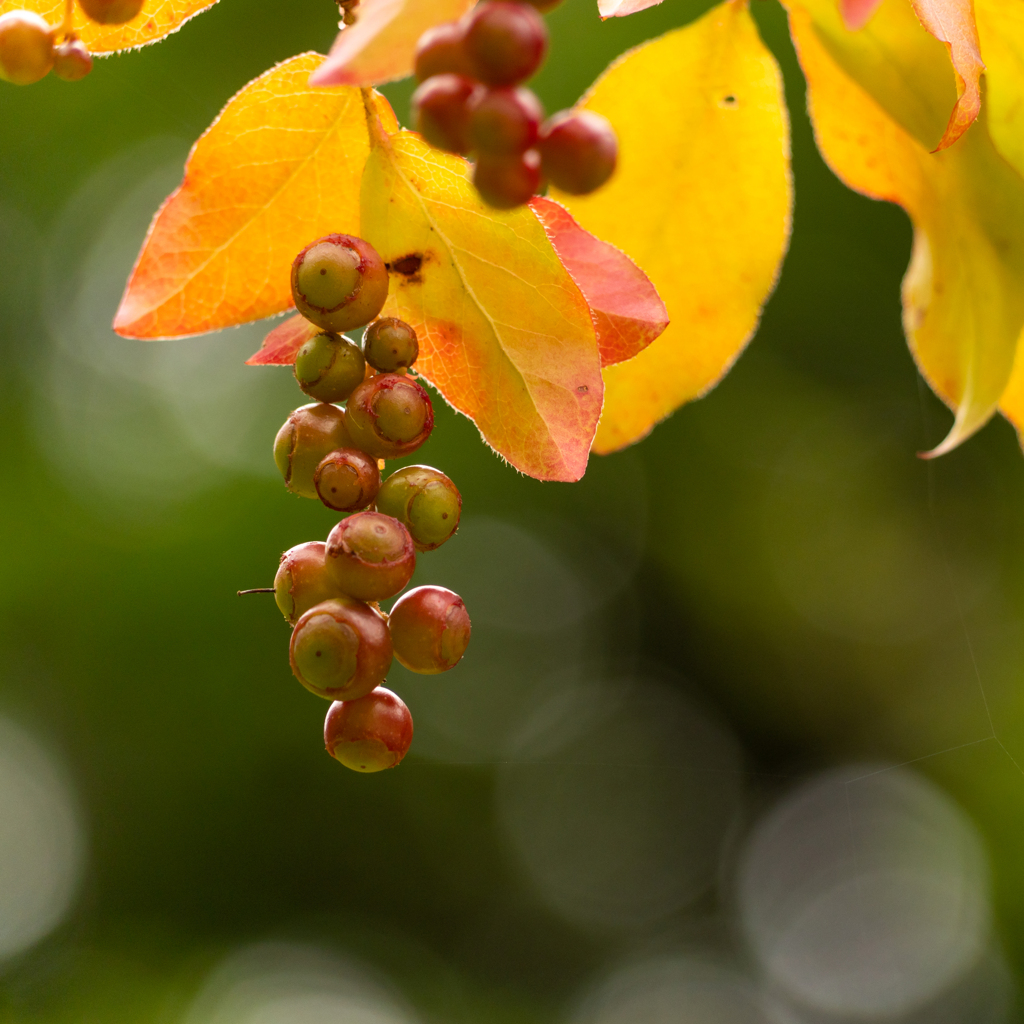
<box><xmin>389</xmin><ymin>586</ymin><xmax>471</xmax><ymax>674</ymax></box>
<box><xmin>79</xmin><ymin>0</ymin><xmax>144</xmax><ymax>24</ymax></box>
<box><xmin>324</xmin><ymin>688</ymin><xmax>413</xmax><ymax>772</ymax></box>
<box><xmin>467</xmin><ymin>86</ymin><xmax>542</xmax><ymax>156</ymax></box>
<box><xmin>274</xmin><ymin>541</ymin><xmax>342</xmax><ymax>625</ymax></box>
<box><xmin>314</xmin><ymin>447</ymin><xmax>380</xmax><ymax>512</ymax></box>
<box><xmin>273</xmin><ymin>402</ymin><xmax>352</xmax><ymax>499</ymax></box>
<box><xmin>325</xmin><ymin>511</ymin><xmax>416</xmax><ymax>602</ymax></box>
<box><xmin>345</xmin><ymin>373</ymin><xmax>434</xmax><ymax>459</ymax></box>
<box><xmin>539</xmin><ymin>110</ymin><xmax>618</xmax><ymax>195</ymax></box>
<box><xmin>363</xmin><ymin>318</ymin><xmax>418</xmax><ymax>374</ymax></box>
<box><xmin>414</xmin><ymin>21</ymin><xmax>472</xmax><ymax>82</ymax></box>
<box><xmin>412</xmin><ymin>73</ymin><xmax>478</xmax><ymax>155</ymax></box>
<box><xmin>52</xmin><ymin>36</ymin><xmax>91</xmax><ymax>80</ymax></box>
<box><xmin>473</xmin><ymin>149</ymin><xmax>541</xmax><ymax>209</ymax></box>
<box><xmin>463</xmin><ymin>1</ymin><xmax>547</xmax><ymax>87</ymax></box>
<box><xmin>0</xmin><ymin>11</ymin><xmax>54</xmax><ymax>85</ymax></box>
<box><xmin>289</xmin><ymin>597</ymin><xmax>392</xmax><ymax>701</ymax></box>
<box><xmin>291</xmin><ymin>234</ymin><xmax>389</xmax><ymax>334</ymax></box>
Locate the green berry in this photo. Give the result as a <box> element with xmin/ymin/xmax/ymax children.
<box><xmin>0</xmin><ymin>11</ymin><xmax>54</xmax><ymax>85</ymax></box>
<box><xmin>345</xmin><ymin>374</ymin><xmax>434</xmax><ymax>459</ymax></box>
<box><xmin>363</xmin><ymin>318</ymin><xmax>419</xmax><ymax>374</ymax></box>
<box><xmin>294</xmin><ymin>332</ymin><xmax>366</xmax><ymax>403</ymax></box>
<box><xmin>291</xmin><ymin>234</ymin><xmax>389</xmax><ymax>333</ymax></box>
<box><xmin>314</xmin><ymin>447</ymin><xmax>380</xmax><ymax>512</ymax></box>
<box><xmin>375</xmin><ymin>465</ymin><xmax>461</xmax><ymax>551</ymax></box>
<box><xmin>274</xmin><ymin>541</ymin><xmax>341</xmax><ymax>625</ymax></box>
<box><xmin>389</xmin><ymin>586</ymin><xmax>471</xmax><ymax>674</ymax></box>
<box><xmin>325</xmin><ymin>511</ymin><xmax>416</xmax><ymax>601</ymax></box>
<box><xmin>79</xmin><ymin>0</ymin><xmax>144</xmax><ymax>24</ymax></box>
<box><xmin>324</xmin><ymin>687</ymin><xmax>413</xmax><ymax>772</ymax></box>
<box><xmin>289</xmin><ymin>597</ymin><xmax>392</xmax><ymax>701</ymax></box>
<box><xmin>52</xmin><ymin>37</ymin><xmax>92</xmax><ymax>80</ymax></box>
<box><xmin>273</xmin><ymin>403</ymin><xmax>352</xmax><ymax>499</ymax></box>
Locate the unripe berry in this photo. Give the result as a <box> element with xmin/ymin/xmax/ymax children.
<box><xmin>345</xmin><ymin>374</ymin><xmax>434</xmax><ymax>459</ymax></box>
<box><xmin>0</xmin><ymin>11</ymin><xmax>54</xmax><ymax>85</ymax></box>
<box><xmin>539</xmin><ymin>110</ymin><xmax>618</xmax><ymax>195</ymax></box>
<box><xmin>291</xmin><ymin>235</ymin><xmax>389</xmax><ymax>333</ymax></box>
<box><xmin>467</xmin><ymin>86</ymin><xmax>543</xmax><ymax>156</ymax></box>
<box><xmin>389</xmin><ymin>586</ymin><xmax>471</xmax><ymax>674</ymax></box>
<box><xmin>363</xmin><ymin>318</ymin><xmax>419</xmax><ymax>374</ymax></box>
<box><xmin>325</xmin><ymin>511</ymin><xmax>416</xmax><ymax>602</ymax></box>
<box><xmin>414</xmin><ymin>21</ymin><xmax>472</xmax><ymax>82</ymax></box>
<box><xmin>412</xmin><ymin>73</ymin><xmax>477</xmax><ymax>155</ymax></box>
<box><xmin>52</xmin><ymin>37</ymin><xmax>92</xmax><ymax>80</ymax></box>
<box><xmin>375</xmin><ymin>465</ymin><xmax>461</xmax><ymax>551</ymax></box>
<box><xmin>289</xmin><ymin>597</ymin><xmax>392</xmax><ymax>701</ymax></box>
<box><xmin>79</xmin><ymin>0</ymin><xmax>144</xmax><ymax>24</ymax></box>
<box><xmin>324</xmin><ymin>688</ymin><xmax>413</xmax><ymax>772</ymax></box>
<box><xmin>463</xmin><ymin>1</ymin><xmax>547</xmax><ymax>87</ymax></box>
<box><xmin>473</xmin><ymin>149</ymin><xmax>541</xmax><ymax>209</ymax></box>
<box><xmin>314</xmin><ymin>447</ymin><xmax>380</xmax><ymax>512</ymax></box>
<box><xmin>293</xmin><ymin>332</ymin><xmax>366</xmax><ymax>403</ymax></box>
<box><xmin>274</xmin><ymin>541</ymin><xmax>341</xmax><ymax>625</ymax></box>
<box><xmin>273</xmin><ymin>402</ymin><xmax>352</xmax><ymax>499</ymax></box>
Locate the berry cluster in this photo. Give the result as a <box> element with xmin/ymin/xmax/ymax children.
<box><xmin>411</xmin><ymin>0</ymin><xmax>617</xmax><ymax>209</ymax></box>
<box><xmin>0</xmin><ymin>0</ymin><xmax>144</xmax><ymax>85</ymax></box>
<box><xmin>258</xmin><ymin>234</ymin><xmax>471</xmax><ymax>773</ymax></box>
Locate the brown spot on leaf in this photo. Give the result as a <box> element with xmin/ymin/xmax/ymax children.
<box><xmin>390</xmin><ymin>254</ymin><xmax>423</xmax><ymax>276</ymax></box>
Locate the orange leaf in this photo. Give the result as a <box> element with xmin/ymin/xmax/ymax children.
<box><xmin>530</xmin><ymin>196</ymin><xmax>668</xmax><ymax>368</ymax></box>
<box><xmin>909</xmin><ymin>0</ymin><xmax>985</xmax><ymax>150</ymax></box>
<box><xmin>360</xmin><ymin>125</ymin><xmax>603</xmax><ymax>482</ymax></box>
<box><xmin>0</xmin><ymin>0</ymin><xmax>216</xmax><ymax>54</ymax></box>
<box><xmin>308</xmin><ymin>0</ymin><xmax>474</xmax><ymax>87</ymax></box>
<box><xmin>598</xmin><ymin>0</ymin><xmax>663</xmax><ymax>20</ymax></box>
<box><xmin>114</xmin><ymin>54</ymin><xmax>398</xmax><ymax>340</ymax></box>
<box><xmin>245</xmin><ymin>315</ymin><xmax>318</xmax><ymax>365</ymax></box>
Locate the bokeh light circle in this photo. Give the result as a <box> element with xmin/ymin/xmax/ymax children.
<box><xmin>0</xmin><ymin>715</ymin><xmax>85</xmax><ymax>964</ymax></box>
<box><xmin>738</xmin><ymin>765</ymin><xmax>990</xmax><ymax>1018</ymax></box>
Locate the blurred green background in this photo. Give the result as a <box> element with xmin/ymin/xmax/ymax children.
<box><xmin>2</xmin><ymin>0</ymin><xmax>1024</xmax><ymax>1020</ymax></box>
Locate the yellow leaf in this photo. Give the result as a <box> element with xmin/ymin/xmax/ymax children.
<box><xmin>309</xmin><ymin>0</ymin><xmax>474</xmax><ymax>87</ymax></box>
<box><xmin>0</xmin><ymin>0</ymin><xmax>216</xmax><ymax>54</ymax></box>
<box><xmin>553</xmin><ymin>0</ymin><xmax>791</xmax><ymax>454</ymax></box>
<box><xmin>115</xmin><ymin>54</ymin><xmax>398</xmax><ymax>339</ymax></box>
<box><xmin>359</xmin><ymin>121</ymin><xmax>603</xmax><ymax>482</ymax></box>
<box><xmin>787</xmin><ymin>0</ymin><xmax>1024</xmax><ymax>455</ymax></box>
<box><xmin>975</xmin><ymin>0</ymin><xmax>1024</xmax><ymax>175</ymax></box>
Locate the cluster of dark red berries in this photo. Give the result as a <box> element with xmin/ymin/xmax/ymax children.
<box><xmin>411</xmin><ymin>0</ymin><xmax>617</xmax><ymax>209</ymax></box>
<box><xmin>0</xmin><ymin>0</ymin><xmax>144</xmax><ymax>85</ymax></box>
<box><xmin>259</xmin><ymin>233</ymin><xmax>471</xmax><ymax>773</ymax></box>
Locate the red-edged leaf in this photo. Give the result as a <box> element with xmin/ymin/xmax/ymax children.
<box><xmin>245</xmin><ymin>314</ymin><xmax>318</xmax><ymax>365</ymax></box>
<box><xmin>598</xmin><ymin>0</ymin><xmax>662</xmax><ymax>18</ymax></box>
<box><xmin>910</xmin><ymin>0</ymin><xmax>985</xmax><ymax>150</ymax></box>
<box><xmin>530</xmin><ymin>196</ymin><xmax>668</xmax><ymax>367</ymax></box>
<box><xmin>840</xmin><ymin>0</ymin><xmax>883</xmax><ymax>29</ymax></box>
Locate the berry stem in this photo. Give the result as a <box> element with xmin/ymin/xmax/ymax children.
<box><xmin>60</xmin><ymin>0</ymin><xmax>74</xmax><ymax>39</ymax></box>
<box><xmin>237</xmin><ymin>587</ymin><xmax>275</xmax><ymax>595</ymax></box>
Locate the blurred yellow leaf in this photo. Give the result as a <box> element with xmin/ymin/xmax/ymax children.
<box><xmin>788</xmin><ymin>0</ymin><xmax>1024</xmax><ymax>455</ymax></box>
<box><xmin>553</xmin><ymin>0</ymin><xmax>791</xmax><ymax>454</ymax></box>
<box><xmin>115</xmin><ymin>55</ymin><xmax>398</xmax><ymax>339</ymax></box>
<box><xmin>0</xmin><ymin>0</ymin><xmax>216</xmax><ymax>54</ymax></box>
<box><xmin>309</xmin><ymin>0</ymin><xmax>474</xmax><ymax>87</ymax></box>
<box><xmin>360</xmin><ymin>122</ymin><xmax>603</xmax><ymax>482</ymax></box>
<box><xmin>976</xmin><ymin>0</ymin><xmax>1024</xmax><ymax>175</ymax></box>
